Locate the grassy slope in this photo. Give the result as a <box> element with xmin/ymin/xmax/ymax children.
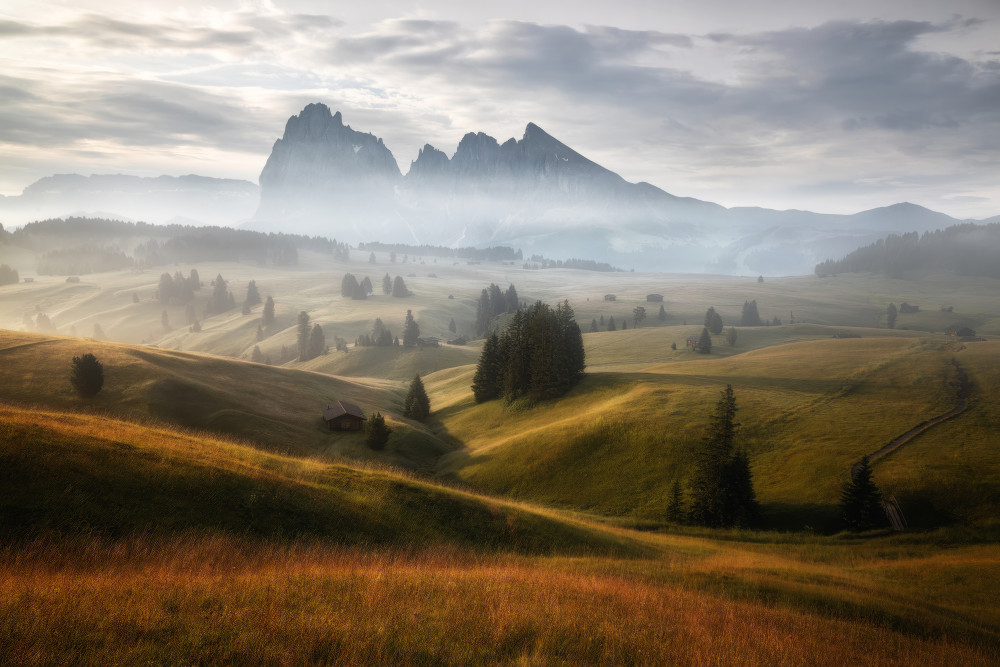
<box><xmin>0</xmin><ymin>330</ymin><xmax>451</xmax><ymax>471</ymax></box>
<box><xmin>434</xmin><ymin>333</ymin><xmax>994</xmax><ymax>530</ymax></box>
<box><xmin>1</xmin><ymin>403</ymin><xmax>998</xmax><ymax>664</ymax></box>
<box><xmin>0</xmin><ymin>403</ymin><xmax>635</xmax><ymax>555</ymax></box>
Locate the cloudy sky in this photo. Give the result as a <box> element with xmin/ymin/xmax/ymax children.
<box><xmin>2</xmin><ymin>0</ymin><xmax>999</xmax><ymax>218</ymax></box>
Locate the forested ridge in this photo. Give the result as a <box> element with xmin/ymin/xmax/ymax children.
<box><xmin>815</xmin><ymin>222</ymin><xmax>1000</xmax><ymax>278</ymax></box>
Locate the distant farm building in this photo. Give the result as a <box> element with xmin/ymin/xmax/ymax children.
<box><xmin>940</xmin><ymin>305</ymin><xmax>954</xmax><ymax>312</ymax></box>
<box><xmin>604</xmin><ymin>294</ymin><xmax>616</xmax><ymax>301</ymax></box>
<box><xmin>417</xmin><ymin>337</ymin><xmax>440</xmax><ymax>347</ymax></box>
<box><xmin>646</xmin><ymin>294</ymin><xmax>664</xmax><ymax>302</ymax></box>
<box><xmin>323</xmin><ymin>400</ymin><xmax>366</xmax><ymax>431</ymax></box>
<box><xmin>945</xmin><ymin>326</ymin><xmax>976</xmax><ymax>337</ymax></box>
<box><xmin>686</xmin><ymin>336</ymin><xmax>701</xmax><ymax>350</ymax></box>
<box><xmin>899</xmin><ymin>303</ymin><xmax>920</xmax><ymax>313</ymax></box>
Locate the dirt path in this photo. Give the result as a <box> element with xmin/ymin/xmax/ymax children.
<box><xmin>852</xmin><ymin>358</ymin><xmax>972</xmax><ymax>478</ymax></box>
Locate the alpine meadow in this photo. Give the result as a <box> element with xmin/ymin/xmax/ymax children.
<box><xmin>2</xmin><ymin>1</ymin><xmax>1000</xmax><ymax>664</ymax></box>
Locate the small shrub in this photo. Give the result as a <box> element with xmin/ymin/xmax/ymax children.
<box><xmin>70</xmin><ymin>353</ymin><xmax>104</xmax><ymax>397</ymax></box>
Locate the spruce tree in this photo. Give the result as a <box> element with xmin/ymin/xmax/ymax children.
<box><xmin>705</xmin><ymin>307</ymin><xmax>723</xmax><ymax>334</ymax></box>
<box><xmin>307</xmin><ymin>323</ymin><xmax>326</xmax><ymax>359</ymax></box>
<box><xmin>697</xmin><ymin>326</ymin><xmax>712</xmax><ymax>354</ymax></box>
<box><xmin>392</xmin><ymin>276</ymin><xmax>408</xmax><ymax>297</ymax></box>
<box><xmin>403</xmin><ymin>374</ymin><xmax>431</xmax><ymax>421</ymax></box>
<box><xmin>633</xmin><ymin>306</ymin><xmax>646</xmax><ymax>328</ymax></box>
<box><xmin>886</xmin><ymin>303</ymin><xmax>898</xmax><ymax>329</ymax></box>
<box><xmin>402</xmin><ymin>309</ymin><xmax>420</xmax><ymax>347</ymax></box>
<box><xmin>449</xmin><ymin>318</ymin><xmax>457</xmax><ymax>333</ymax></box>
<box><xmin>688</xmin><ymin>385</ymin><xmax>758</xmax><ymax>527</ymax></box>
<box><xmin>725</xmin><ymin>327</ymin><xmax>738</xmax><ymax>346</ymax></box>
<box><xmin>296</xmin><ymin>311</ymin><xmax>311</xmax><ymax>361</ymax></box>
<box><xmin>70</xmin><ymin>353</ymin><xmax>104</xmax><ymax>397</ymax></box>
<box><xmin>245</xmin><ymin>280</ymin><xmax>261</xmax><ymax>306</ymax></box>
<box><xmin>607</xmin><ymin>315</ymin><xmax>616</xmax><ymax>331</ymax></box>
<box><xmin>658</xmin><ymin>304</ymin><xmax>667</xmax><ymax>321</ymax></box>
<box><xmin>472</xmin><ymin>332</ymin><xmax>502</xmax><ymax>403</ymax></box>
<box><xmin>262</xmin><ymin>296</ymin><xmax>275</xmax><ymax>326</ymax></box>
<box><xmin>365</xmin><ymin>412</ymin><xmax>392</xmax><ymax>450</ymax></box>
<box><xmin>840</xmin><ymin>456</ymin><xmax>885</xmax><ymax>531</ymax></box>
<box><xmin>382</xmin><ymin>273</ymin><xmax>392</xmax><ymax>295</ymax></box>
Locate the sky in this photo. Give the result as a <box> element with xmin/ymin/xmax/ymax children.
<box><xmin>1</xmin><ymin>0</ymin><xmax>999</xmax><ymax>218</ymax></box>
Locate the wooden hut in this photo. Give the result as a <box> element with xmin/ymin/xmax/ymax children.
<box><xmin>322</xmin><ymin>400</ymin><xmax>367</xmax><ymax>431</ymax></box>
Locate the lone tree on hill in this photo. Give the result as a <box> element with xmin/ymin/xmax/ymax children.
<box><xmin>262</xmin><ymin>295</ymin><xmax>275</xmax><ymax>327</ymax></box>
<box><xmin>449</xmin><ymin>318</ymin><xmax>457</xmax><ymax>334</ymax></box>
<box><xmin>392</xmin><ymin>275</ymin><xmax>409</xmax><ymax>297</ymax></box>
<box><xmin>404</xmin><ymin>374</ymin><xmax>431</xmax><ymax>421</ymax></box>
<box><xmin>886</xmin><ymin>302</ymin><xmax>898</xmax><ymax>329</ymax></box>
<box><xmin>607</xmin><ymin>315</ymin><xmax>616</xmax><ymax>331</ymax></box>
<box><xmin>296</xmin><ymin>311</ymin><xmax>311</xmax><ymax>361</ymax></box>
<box><xmin>307</xmin><ymin>323</ymin><xmax>326</xmax><ymax>360</ymax></box>
<box><xmin>658</xmin><ymin>304</ymin><xmax>667</xmax><ymax>321</ymax></box>
<box><xmin>697</xmin><ymin>326</ymin><xmax>712</xmax><ymax>354</ymax></box>
<box><xmin>688</xmin><ymin>384</ymin><xmax>758</xmax><ymax>528</ymax></box>
<box><xmin>245</xmin><ymin>280</ymin><xmax>261</xmax><ymax>306</ymax></box>
<box><xmin>633</xmin><ymin>306</ymin><xmax>646</xmax><ymax>328</ymax></box>
<box><xmin>365</xmin><ymin>412</ymin><xmax>392</xmax><ymax>450</ymax></box>
<box><xmin>382</xmin><ymin>273</ymin><xmax>392</xmax><ymax>295</ymax></box>
<box><xmin>725</xmin><ymin>327</ymin><xmax>738</xmax><ymax>346</ymax></box>
<box><xmin>840</xmin><ymin>456</ymin><xmax>886</xmax><ymax>532</ymax></box>
<box><xmin>70</xmin><ymin>353</ymin><xmax>104</xmax><ymax>397</ymax></box>
<box><xmin>705</xmin><ymin>307</ymin><xmax>723</xmax><ymax>334</ymax></box>
<box><xmin>402</xmin><ymin>309</ymin><xmax>420</xmax><ymax>347</ymax></box>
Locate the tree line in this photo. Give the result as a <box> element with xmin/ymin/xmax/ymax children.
<box><xmin>814</xmin><ymin>222</ymin><xmax>1000</xmax><ymax>279</ymax></box>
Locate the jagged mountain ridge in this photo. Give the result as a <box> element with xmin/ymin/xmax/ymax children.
<box><xmin>250</xmin><ymin>103</ymin><xmax>985</xmax><ymax>273</ymax></box>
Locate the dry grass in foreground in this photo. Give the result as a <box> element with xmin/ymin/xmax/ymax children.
<box><xmin>0</xmin><ymin>535</ymin><xmax>992</xmax><ymax>666</ymax></box>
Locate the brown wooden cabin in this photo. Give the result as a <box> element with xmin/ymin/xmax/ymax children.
<box><xmin>646</xmin><ymin>294</ymin><xmax>664</xmax><ymax>302</ymax></box>
<box><xmin>323</xmin><ymin>400</ymin><xmax>367</xmax><ymax>431</ymax></box>
<box><xmin>417</xmin><ymin>337</ymin><xmax>440</xmax><ymax>347</ymax></box>
<box><xmin>686</xmin><ymin>336</ymin><xmax>700</xmax><ymax>349</ymax></box>
<box><xmin>899</xmin><ymin>302</ymin><xmax>920</xmax><ymax>314</ymax></box>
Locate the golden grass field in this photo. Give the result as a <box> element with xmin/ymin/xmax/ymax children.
<box><xmin>2</xmin><ymin>253</ymin><xmax>1000</xmax><ymax>662</ymax></box>
<box><xmin>1</xmin><ymin>403</ymin><xmax>998</xmax><ymax>664</ymax></box>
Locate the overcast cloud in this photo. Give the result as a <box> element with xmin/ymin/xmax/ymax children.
<box><xmin>0</xmin><ymin>1</ymin><xmax>998</xmax><ymax>218</ymax></box>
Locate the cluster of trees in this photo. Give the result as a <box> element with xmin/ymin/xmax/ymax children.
<box><xmin>522</xmin><ymin>255</ymin><xmax>619</xmax><ymax>272</ymax></box>
<box><xmin>0</xmin><ymin>263</ymin><xmax>18</xmax><ymax>285</ymax></box>
<box><xmin>475</xmin><ymin>283</ymin><xmax>520</xmax><ymax>337</ymax></box>
<box><xmin>205</xmin><ymin>273</ymin><xmax>237</xmax><ymax>316</ymax></box>
<box><xmin>814</xmin><ymin>223</ymin><xmax>1000</xmax><ymax>279</ymax></box>
<box><xmin>356</xmin><ymin>317</ymin><xmax>397</xmax><ymax>347</ymax></box>
<box><xmin>472</xmin><ymin>300</ymin><xmax>585</xmax><ymax>402</ymax></box>
<box><xmin>157</xmin><ymin>269</ymin><xmax>201</xmax><ymax>305</ymax></box>
<box><xmin>669</xmin><ymin>386</ymin><xmax>758</xmax><ymax>528</ymax></box>
<box><xmin>357</xmin><ymin>242</ymin><xmax>521</xmax><ymax>262</ymax></box>
<box><xmin>341</xmin><ymin>273</ymin><xmax>374</xmax><ymax>299</ymax></box>
<box><xmin>37</xmin><ymin>246</ymin><xmax>133</xmax><ymax>275</ymax></box>
<box><xmin>740</xmin><ymin>300</ymin><xmax>762</xmax><ymax>326</ymax></box>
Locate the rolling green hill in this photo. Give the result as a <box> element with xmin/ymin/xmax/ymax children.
<box><xmin>0</xmin><ymin>330</ymin><xmax>451</xmax><ymax>471</ymax></box>
<box><xmin>433</xmin><ymin>334</ymin><xmax>999</xmax><ymax>531</ymax></box>
<box><xmin>0</xmin><ymin>403</ymin><xmax>637</xmax><ymax>555</ymax></box>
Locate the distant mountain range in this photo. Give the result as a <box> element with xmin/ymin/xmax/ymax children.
<box><xmin>0</xmin><ymin>174</ymin><xmax>259</xmax><ymax>228</ymax></box>
<box><xmin>2</xmin><ymin>102</ymin><xmax>993</xmax><ymax>275</ymax></box>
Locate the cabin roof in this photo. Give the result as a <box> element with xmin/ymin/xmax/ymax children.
<box><xmin>322</xmin><ymin>400</ymin><xmax>366</xmax><ymax>421</ymax></box>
